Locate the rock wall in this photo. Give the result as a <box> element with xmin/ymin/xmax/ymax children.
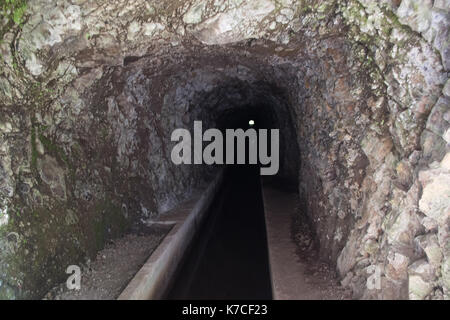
<box><xmin>0</xmin><ymin>0</ymin><xmax>448</xmax><ymax>299</ymax></box>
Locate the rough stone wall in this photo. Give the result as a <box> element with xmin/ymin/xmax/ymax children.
<box><xmin>0</xmin><ymin>0</ymin><xmax>448</xmax><ymax>299</ymax></box>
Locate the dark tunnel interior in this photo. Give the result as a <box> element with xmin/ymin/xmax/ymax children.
<box><xmin>165</xmin><ymin>100</ymin><xmax>303</xmax><ymax>299</ymax></box>
<box><xmin>166</xmin><ymin>106</ymin><xmax>279</xmax><ymax>299</ymax></box>
<box><xmin>212</xmin><ymin>101</ymin><xmax>300</xmax><ymax>190</ymax></box>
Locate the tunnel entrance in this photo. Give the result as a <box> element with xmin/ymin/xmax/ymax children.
<box><xmin>166</xmin><ymin>165</ymin><xmax>272</xmax><ymax>299</ymax></box>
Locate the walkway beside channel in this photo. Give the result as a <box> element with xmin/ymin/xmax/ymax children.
<box><xmin>118</xmin><ymin>170</ymin><xmax>223</xmax><ymax>300</ymax></box>
<box><xmin>262</xmin><ymin>184</ymin><xmax>323</xmax><ymax>300</ymax></box>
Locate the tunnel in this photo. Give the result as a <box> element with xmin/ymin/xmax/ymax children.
<box><xmin>0</xmin><ymin>0</ymin><xmax>449</xmax><ymax>301</ymax></box>
<box><xmin>166</xmin><ymin>105</ymin><xmax>290</xmax><ymax>300</ymax></box>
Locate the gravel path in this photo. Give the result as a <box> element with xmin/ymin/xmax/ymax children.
<box><xmin>45</xmin><ymin>225</ymin><xmax>171</xmax><ymax>300</ymax></box>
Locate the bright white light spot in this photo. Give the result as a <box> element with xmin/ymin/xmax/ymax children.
<box><xmin>249</xmin><ymin>120</ymin><xmax>255</xmax><ymax>126</ymax></box>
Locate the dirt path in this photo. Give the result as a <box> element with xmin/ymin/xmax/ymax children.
<box><xmin>292</xmin><ymin>214</ymin><xmax>351</xmax><ymax>300</ymax></box>
<box><xmin>263</xmin><ymin>184</ymin><xmax>351</xmax><ymax>300</ymax></box>
<box><xmin>45</xmin><ymin>225</ymin><xmax>171</xmax><ymax>300</ymax></box>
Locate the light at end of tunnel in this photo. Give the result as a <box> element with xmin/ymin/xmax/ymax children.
<box><xmin>249</xmin><ymin>120</ymin><xmax>255</xmax><ymax>126</ymax></box>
